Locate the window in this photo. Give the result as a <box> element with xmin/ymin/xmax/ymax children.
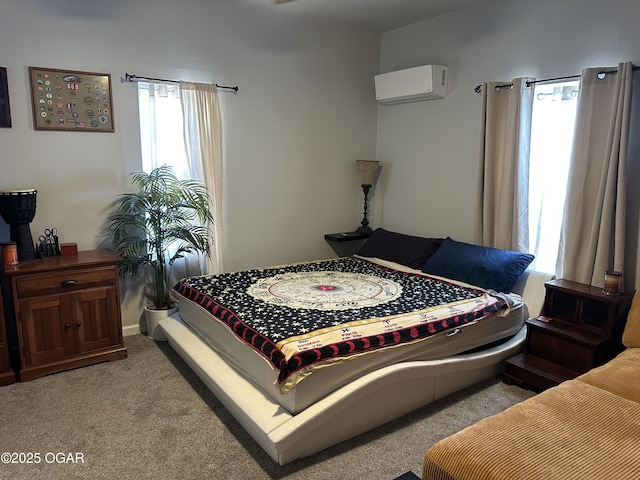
<box><xmin>136</xmin><ymin>79</ymin><xmax>225</xmax><ymax>275</ymax></box>
<box><xmin>528</xmin><ymin>81</ymin><xmax>579</xmax><ymax>273</ymax></box>
<box><xmin>137</xmin><ymin>82</ymin><xmax>190</xmax><ymax>179</ymax></box>
<box><xmin>136</xmin><ymin>81</ymin><xmax>196</xmax><ymax>278</ymax></box>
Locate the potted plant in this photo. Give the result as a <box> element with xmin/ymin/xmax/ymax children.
<box><xmin>105</xmin><ymin>165</ymin><xmax>213</xmax><ymax>339</ymax></box>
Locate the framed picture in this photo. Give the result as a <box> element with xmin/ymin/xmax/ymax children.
<box><xmin>28</xmin><ymin>66</ymin><xmax>114</xmax><ymax>132</ymax></box>
<box><xmin>0</xmin><ymin>67</ymin><xmax>11</xmax><ymax>128</ymax></box>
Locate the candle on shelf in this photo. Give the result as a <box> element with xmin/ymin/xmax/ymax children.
<box><xmin>603</xmin><ymin>270</ymin><xmax>622</xmax><ymax>295</ymax></box>
<box><xmin>1</xmin><ymin>242</ymin><xmax>18</xmax><ymax>265</ymax></box>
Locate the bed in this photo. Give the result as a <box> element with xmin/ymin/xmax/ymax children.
<box><xmin>158</xmin><ymin>230</ymin><xmax>547</xmax><ymax>465</ymax></box>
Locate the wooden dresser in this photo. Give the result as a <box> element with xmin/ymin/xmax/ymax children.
<box><xmin>4</xmin><ymin>249</ymin><xmax>127</xmax><ymax>381</ymax></box>
<box><xmin>0</xmin><ymin>288</ymin><xmax>16</xmax><ymax>385</ymax></box>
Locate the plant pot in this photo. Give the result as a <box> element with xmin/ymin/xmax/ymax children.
<box><xmin>144</xmin><ymin>304</ymin><xmax>178</xmax><ymax>341</ymax></box>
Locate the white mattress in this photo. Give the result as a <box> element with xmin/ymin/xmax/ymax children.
<box><xmin>174</xmin><ymin>258</ymin><xmax>525</xmax><ymax>414</ymax></box>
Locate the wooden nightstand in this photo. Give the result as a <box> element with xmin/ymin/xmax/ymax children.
<box><xmin>503</xmin><ymin>278</ymin><xmax>632</xmax><ymax>390</ymax></box>
<box><xmin>4</xmin><ymin>249</ymin><xmax>127</xmax><ymax>381</ymax></box>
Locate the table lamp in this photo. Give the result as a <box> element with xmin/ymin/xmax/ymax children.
<box><xmin>355</xmin><ymin>160</ymin><xmax>380</xmax><ymax>234</ymax></box>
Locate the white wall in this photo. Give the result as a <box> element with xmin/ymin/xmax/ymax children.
<box><xmin>0</xmin><ymin>0</ymin><xmax>380</xmax><ymax>332</ymax></box>
<box><xmin>5</xmin><ymin>0</ymin><xmax>639</xmax><ymax>334</ymax></box>
<box><xmin>376</xmin><ymin>0</ymin><xmax>640</xmax><ymax>288</ymax></box>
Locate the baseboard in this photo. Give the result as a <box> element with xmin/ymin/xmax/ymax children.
<box><xmin>122</xmin><ymin>324</ymin><xmax>141</xmax><ymax>337</ymax></box>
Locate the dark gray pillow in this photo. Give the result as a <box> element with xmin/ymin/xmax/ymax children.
<box><xmin>357</xmin><ymin>228</ymin><xmax>444</xmax><ymax>270</ymax></box>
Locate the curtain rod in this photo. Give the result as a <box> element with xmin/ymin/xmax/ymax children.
<box><xmin>124</xmin><ymin>73</ymin><xmax>239</xmax><ymax>93</ymax></box>
<box><xmin>474</xmin><ymin>65</ymin><xmax>639</xmax><ymax>94</ymax></box>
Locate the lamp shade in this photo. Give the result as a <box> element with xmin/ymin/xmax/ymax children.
<box><xmin>357</xmin><ymin>160</ymin><xmax>379</xmax><ymax>186</ymax></box>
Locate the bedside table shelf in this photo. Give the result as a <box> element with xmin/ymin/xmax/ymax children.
<box><xmin>324</xmin><ymin>232</ymin><xmax>372</xmax><ymax>242</ymax></box>
<box><xmin>324</xmin><ymin>231</ymin><xmax>371</xmax><ymax>257</ymax></box>
<box><xmin>504</xmin><ymin>278</ymin><xmax>632</xmax><ymax>391</ymax></box>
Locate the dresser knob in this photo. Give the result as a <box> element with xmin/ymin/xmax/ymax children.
<box><xmin>61</xmin><ymin>279</ymin><xmax>78</xmax><ymax>288</ymax></box>
<box><xmin>64</xmin><ymin>323</ymin><xmax>71</xmax><ymax>330</ymax></box>
<box><xmin>76</xmin><ymin>322</ymin><xmax>81</xmax><ymax>328</ymax></box>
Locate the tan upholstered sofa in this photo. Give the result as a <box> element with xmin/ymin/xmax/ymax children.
<box><xmin>422</xmin><ymin>289</ymin><xmax>640</xmax><ymax>480</ymax></box>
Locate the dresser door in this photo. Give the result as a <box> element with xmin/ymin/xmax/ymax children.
<box><xmin>72</xmin><ymin>287</ymin><xmax>121</xmax><ymax>353</ymax></box>
<box><xmin>18</xmin><ymin>294</ymin><xmax>74</xmax><ymax>366</ymax></box>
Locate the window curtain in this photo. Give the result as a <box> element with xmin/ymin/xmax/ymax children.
<box><xmin>138</xmin><ymin>82</ymin><xmax>202</xmax><ymax>287</ymax></box>
<box><xmin>557</xmin><ymin>62</ymin><xmax>634</xmax><ymax>288</ymax></box>
<box><xmin>138</xmin><ymin>82</ymin><xmax>189</xmax><ymax>177</ymax></box>
<box><xmin>179</xmin><ymin>81</ymin><xmax>224</xmax><ymax>275</ymax></box>
<box><xmin>474</xmin><ymin>77</ymin><xmax>535</xmax><ymax>252</ymax></box>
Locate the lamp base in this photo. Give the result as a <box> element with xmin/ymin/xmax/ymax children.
<box><xmin>355</xmin><ymin>225</ymin><xmax>372</xmax><ymax>235</ymax></box>
<box><xmin>356</xmin><ymin>184</ymin><xmax>373</xmax><ymax>236</ymax></box>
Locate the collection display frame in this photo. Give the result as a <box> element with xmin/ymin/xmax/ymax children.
<box><xmin>28</xmin><ymin>66</ymin><xmax>114</xmax><ymax>132</ymax></box>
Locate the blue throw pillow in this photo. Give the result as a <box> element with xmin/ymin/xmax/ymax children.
<box><xmin>421</xmin><ymin>237</ymin><xmax>534</xmax><ymax>292</ymax></box>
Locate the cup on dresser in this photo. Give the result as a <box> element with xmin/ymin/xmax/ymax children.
<box><xmin>1</xmin><ymin>241</ymin><xmax>18</xmax><ymax>265</ymax></box>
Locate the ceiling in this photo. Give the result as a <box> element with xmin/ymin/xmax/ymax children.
<box><xmin>245</xmin><ymin>0</ymin><xmax>489</xmax><ymax>32</ymax></box>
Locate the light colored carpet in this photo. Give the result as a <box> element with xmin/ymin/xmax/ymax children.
<box><xmin>0</xmin><ymin>335</ymin><xmax>534</xmax><ymax>480</ymax></box>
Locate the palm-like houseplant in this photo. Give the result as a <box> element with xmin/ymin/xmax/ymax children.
<box><xmin>106</xmin><ymin>165</ymin><xmax>213</xmax><ymax>316</ymax></box>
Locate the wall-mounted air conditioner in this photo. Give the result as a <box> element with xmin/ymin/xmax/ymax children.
<box><xmin>374</xmin><ymin>65</ymin><xmax>448</xmax><ymax>104</ymax></box>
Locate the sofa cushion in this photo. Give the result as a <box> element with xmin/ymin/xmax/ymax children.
<box><xmin>422</xmin><ymin>379</ymin><xmax>640</xmax><ymax>480</ymax></box>
<box><xmin>622</xmin><ymin>288</ymin><xmax>640</xmax><ymax>348</ymax></box>
<box><xmin>577</xmin><ymin>349</ymin><xmax>640</xmax><ymax>403</ymax></box>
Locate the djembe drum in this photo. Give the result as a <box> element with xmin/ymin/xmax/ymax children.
<box><xmin>0</xmin><ymin>189</ymin><xmax>37</xmax><ymax>262</ymax></box>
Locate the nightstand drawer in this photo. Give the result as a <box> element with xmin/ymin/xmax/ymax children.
<box><xmin>13</xmin><ymin>266</ymin><xmax>116</xmax><ymax>298</ymax></box>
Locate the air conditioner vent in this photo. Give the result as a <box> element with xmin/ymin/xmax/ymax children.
<box><xmin>374</xmin><ymin>65</ymin><xmax>448</xmax><ymax>104</ymax></box>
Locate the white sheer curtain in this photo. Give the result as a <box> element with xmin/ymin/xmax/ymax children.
<box><xmin>138</xmin><ymin>82</ymin><xmax>189</xmax><ymax>178</ymax></box>
<box><xmin>137</xmin><ymin>82</ymin><xmax>206</xmax><ymax>283</ymax></box>
<box><xmin>179</xmin><ymin>81</ymin><xmax>224</xmax><ymax>275</ymax></box>
<box><xmin>528</xmin><ymin>81</ymin><xmax>578</xmax><ymax>273</ymax></box>
<box><xmin>557</xmin><ymin>62</ymin><xmax>634</xmax><ymax>288</ymax></box>
<box><xmin>474</xmin><ymin>77</ymin><xmax>534</xmax><ymax>252</ymax></box>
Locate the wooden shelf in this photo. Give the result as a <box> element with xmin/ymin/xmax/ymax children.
<box><xmin>324</xmin><ymin>231</ymin><xmax>372</xmax><ymax>257</ymax></box>
<box><xmin>504</xmin><ymin>353</ymin><xmax>579</xmax><ymax>390</ymax></box>
<box><xmin>324</xmin><ymin>232</ymin><xmax>372</xmax><ymax>243</ymax></box>
<box><xmin>503</xmin><ymin>279</ymin><xmax>632</xmax><ymax>391</ymax></box>
<box><xmin>544</xmin><ymin>278</ymin><xmax>628</xmax><ymax>304</ymax></box>
<box><xmin>526</xmin><ymin>317</ymin><xmax>610</xmax><ymax>347</ymax></box>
